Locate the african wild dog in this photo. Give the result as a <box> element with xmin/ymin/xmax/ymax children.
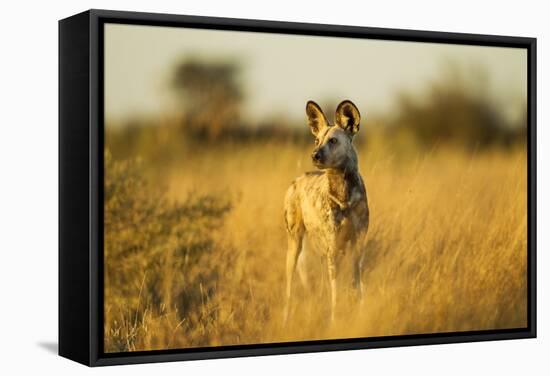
<box><xmin>283</xmin><ymin>100</ymin><xmax>369</xmax><ymax>324</ymax></box>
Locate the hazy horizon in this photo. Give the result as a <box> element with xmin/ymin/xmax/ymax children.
<box><xmin>105</xmin><ymin>23</ymin><xmax>527</xmax><ymax>125</ymax></box>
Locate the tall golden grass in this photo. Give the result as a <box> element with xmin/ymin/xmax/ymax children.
<box><xmin>104</xmin><ymin>137</ymin><xmax>527</xmax><ymax>352</ymax></box>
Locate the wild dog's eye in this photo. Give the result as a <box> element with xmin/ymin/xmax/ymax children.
<box><xmin>329</xmin><ymin>137</ymin><xmax>338</xmax><ymax>145</ymax></box>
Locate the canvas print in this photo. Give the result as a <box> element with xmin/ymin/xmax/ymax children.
<box><xmin>103</xmin><ymin>23</ymin><xmax>528</xmax><ymax>353</ymax></box>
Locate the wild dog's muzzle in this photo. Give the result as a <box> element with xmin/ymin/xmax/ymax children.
<box><xmin>312</xmin><ymin>149</ymin><xmax>323</xmax><ymax>163</ymax></box>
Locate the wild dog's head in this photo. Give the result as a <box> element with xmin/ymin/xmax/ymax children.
<box><xmin>306</xmin><ymin>100</ymin><xmax>362</xmax><ymax>171</ymax></box>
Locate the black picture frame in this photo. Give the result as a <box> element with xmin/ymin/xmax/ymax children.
<box><xmin>59</xmin><ymin>9</ymin><xmax>537</xmax><ymax>367</ymax></box>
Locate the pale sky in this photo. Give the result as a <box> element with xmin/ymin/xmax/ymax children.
<box><xmin>104</xmin><ymin>23</ymin><xmax>527</xmax><ymax>125</ymax></box>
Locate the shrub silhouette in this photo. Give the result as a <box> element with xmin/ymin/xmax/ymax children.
<box><xmin>172</xmin><ymin>58</ymin><xmax>244</xmax><ymax>140</ymax></box>
<box><xmin>391</xmin><ymin>66</ymin><xmax>525</xmax><ymax>148</ymax></box>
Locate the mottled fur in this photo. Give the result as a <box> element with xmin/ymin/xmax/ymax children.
<box><xmin>283</xmin><ymin>100</ymin><xmax>369</xmax><ymax>324</ymax></box>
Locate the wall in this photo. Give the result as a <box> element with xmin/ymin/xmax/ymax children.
<box><xmin>0</xmin><ymin>0</ymin><xmax>547</xmax><ymax>374</ymax></box>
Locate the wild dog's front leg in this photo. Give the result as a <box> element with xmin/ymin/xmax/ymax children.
<box><xmin>353</xmin><ymin>229</ymin><xmax>368</xmax><ymax>303</ymax></box>
<box><xmin>283</xmin><ymin>183</ymin><xmax>304</xmax><ymax>325</ymax></box>
<box><xmin>352</xmin><ymin>247</ymin><xmax>364</xmax><ymax>301</ymax></box>
<box><xmin>326</xmin><ymin>250</ymin><xmax>339</xmax><ymax>323</ymax></box>
<box><xmin>296</xmin><ymin>246</ymin><xmax>310</xmax><ymax>289</ymax></box>
<box><xmin>283</xmin><ymin>234</ymin><xmax>303</xmax><ymax>325</ymax></box>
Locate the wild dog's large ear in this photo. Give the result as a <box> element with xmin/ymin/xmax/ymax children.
<box><xmin>335</xmin><ymin>100</ymin><xmax>361</xmax><ymax>135</ymax></box>
<box><xmin>306</xmin><ymin>100</ymin><xmax>329</xmax><ymax>136</ymax></box>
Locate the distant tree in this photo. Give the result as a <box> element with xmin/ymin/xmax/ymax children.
<box><xmin>391</xmin><ymin>64</ymin><xmax>525</xmax><ymax>149</ymax></box>
<box><xmin>172</xmin><ymin>58</ymin><xmax>244</xmax><ymax>140</ymax></box>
